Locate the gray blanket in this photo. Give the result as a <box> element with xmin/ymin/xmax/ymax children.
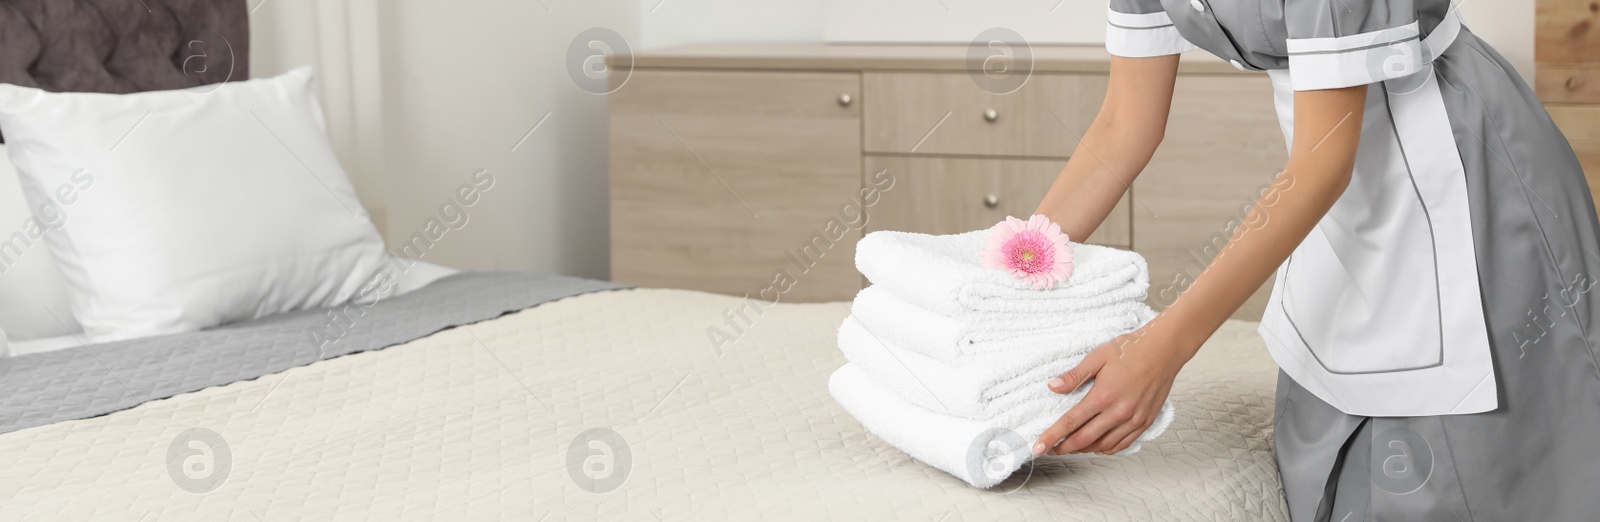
<box><xmin>0</xmin><ymin>272</ymin><xmax>626</xmax><ymax>434</ymax></box>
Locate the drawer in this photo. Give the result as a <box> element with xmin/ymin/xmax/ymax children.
<box><xmin>863</xmin><ymin>72</ymin><xmax>1107</xmax><ymax>158</ymax></box>
<box><xmin>863</xmin><ymin>156</ymin><xmax>1131</xmax><ymax>247</ymax></box>
<box><xmin>1132</xmin><ymin>74</ymin><xmax>1285</xmax><ymax>320</ymax></box>
<box><xmin>611</xmin><ymin>70</ymin><xmax>865</xmax><ymax>302</ymax></box>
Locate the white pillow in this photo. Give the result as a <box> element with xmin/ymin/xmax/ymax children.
<box><xmin>0</xmin><ymin>143</ymin><xmax>83</xmax><ymax>340</ymax></box>
<box><xmin>0</xmin><ymin>67</ymin><xmax>390</xmax><ymax>343</ymax></box>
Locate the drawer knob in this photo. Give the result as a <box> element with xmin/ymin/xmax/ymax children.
<box><xmin>983</xmin><ymin>108</ymin><xmax>1000</xmax><ymax>122</ymax></box>
<box><xmin>984</xmin><ymin>194</ymin><xmax>1000</xmax><ymax>208</ymax></box>
<box><xmin>1567</xmin><ymin>75</ymin><xmax>1586</xmax><ymax>92</ymax></box>
<box><xmin>838</xmin><ymin>93</ymin><xmax>854</xmax><ymax>106</ymax></box>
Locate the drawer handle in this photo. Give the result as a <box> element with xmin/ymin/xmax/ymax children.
<box><xmin>838</xmin><ymin>93</ymin><xmax>854</xmax><ymax>106</ymax></box>
<box><xmin>984</xmin><ymin>194</ymin><xmax>1000</xmax><ymax>208</ymax></box>
<box><xmin>1567</xmin><ymin>75</ymin><xmax>1586</xmax><ymax>92</ymax></box>
<box><xmin>983</xmin><ymin>108</ymin><xmax>1000</xmax><ymax>123</ymax></box>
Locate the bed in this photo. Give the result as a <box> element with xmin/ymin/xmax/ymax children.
<box><xmin>0</xmin><ymin>1</ymin><xmax>1289</xmax><ymax>519</ymax></box>
<box><xmin>0</xmin><ymin>273</ymin><xmax>1286</xmax><ymax>520</ymax></box>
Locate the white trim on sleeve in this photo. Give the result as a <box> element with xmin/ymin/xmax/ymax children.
<box><xmin>1105</xmin><ymin>9</ymin><xmax>1198</xmax><ymax>58</ymax></box>
<box><xmin>1286</xmin><ymin>22</ymin><xmax>1422</xmax><ymax>90</ymax></box>
<box><xmin>1285</xmin><ymin>10</ymin><xmax>1464</xmax><ymax>91</ymax></box>
<box><xmin>1284</xmin><ymin>22</ymin><xmax>1421</xmax><ymax>55</ymax></box>
<box><xmin>1106</xmin><ymin>9</ymin><xmax>1176</xmax><ymax>29</ymax></box>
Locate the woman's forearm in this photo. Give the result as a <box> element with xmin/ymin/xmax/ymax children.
<box><xmin>1153</xmin><ymin>86</ymin><xmax>1367</xmax><ymax>362</ymax></box>
<box><xmin>1033</xmin><ymin>117</ymin><xmax>1165</xmax><ymax>241</ymax></box>
<box><xmin>1035</xmin><ymin>55</ymin><xmax>1180</xmax><ymax>241</ymax></box>
<box><xmin>1033</xmin><ymin>77</ymin><xmax>1368</xmax><ymax>460</ymax></box>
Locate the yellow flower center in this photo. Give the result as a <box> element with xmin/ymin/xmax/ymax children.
<box><xmin>1020</xmin><ymin>250</ymin><xmax>1034</xmax><ymax>263</ymax></box>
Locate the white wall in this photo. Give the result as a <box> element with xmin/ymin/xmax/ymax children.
<box><xmin>824</xmin><ymin>0</ymin><xmax>1104</xmax><ymax>45</ymax></box>
<box><xmin>1460</xmin><ymin>2</ymin><xmax>1535</xmax><ymax>84</ymax></box>
<box><xmin>637</xmin><ymin>0</ymin><xmax>822</xmax><ymax>49</ymax></box>
<box><xmin>253</xmin><ymin>0</ymin><xmax>638</xmax><ymax>279</ymax></box>
<box><xmin>375</xmin><ymin>1</ymin><xmax>637</xmax><ymax>279</ymax></box>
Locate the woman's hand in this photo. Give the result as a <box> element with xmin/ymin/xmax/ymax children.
<box><xmin>1031</xmin><ymin>320</ymin><xmax>1192</xmax><ymax>456</ymax></box>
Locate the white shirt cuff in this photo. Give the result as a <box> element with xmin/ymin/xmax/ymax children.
<box><xmin>1105</xmin><ymin>9</ymin><xmax>1198</xmax><ymax>58</ymax></box>
<box><xmin>1285</xmin><ymin>22</ymin><xmax>1425</xmax><ymax>90</ymax></box>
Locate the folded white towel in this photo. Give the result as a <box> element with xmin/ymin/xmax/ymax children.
<box><xmin>851</xmin><ymin>285</ymin><xmax>1155</xmax><ymax>363</ymax></box>
<box><xmin>838</xmin><ymin>315</ymin><xmax>1120</xmax><ymax>419</ymax></box>
<box><xmin>829</xmin><ymin>363</ymin><xmax>1175</xmax><ymax>488</ymax></box>
<box><xmin>855</xmin><ymin>230</ymin><xmax>1150</xmax><ymax>316</ymax></box>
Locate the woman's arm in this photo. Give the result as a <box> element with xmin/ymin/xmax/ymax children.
<box><xmin>1034</xmin><ymin>55</ymin><xmax>1180</xmax><ymax>241</ymax></box>
<box><xmin>1032</xmin><ymin>85</ymin><xmax>1368</xmax><ymax>456</ymax></box>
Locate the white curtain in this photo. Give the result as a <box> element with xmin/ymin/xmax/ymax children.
<box><xmin>249</xmin><ymin>0</ymin><xmax>392</xmax><ymax>236</ymax></box>
<box><xmin>249</xmin><ymin>0</ymin><xmax>640</xmax><ymax>278</ymax></box>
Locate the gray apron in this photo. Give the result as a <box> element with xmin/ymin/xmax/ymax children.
<box><xmin>1107</xmin><ymin>0</ymin><xmax>1600</xmax><ymax>520</ymax></box>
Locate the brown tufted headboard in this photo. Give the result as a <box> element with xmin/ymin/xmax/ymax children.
<box><xmin>0</xmin><ymin>0</ymin><xmax>249</xmax><ymax>141</ymax></box>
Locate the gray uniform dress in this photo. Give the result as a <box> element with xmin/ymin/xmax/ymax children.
<box><xmin>1105</xmin><ymin>1</ymin><xmax>1600</xmax><ymax>520</ymax></box>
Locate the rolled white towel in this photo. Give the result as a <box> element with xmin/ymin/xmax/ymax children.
<box><xmin>851</xmin><ymin>285</ymin><xmax>1155</xmax><ymax>363</ymax></box>
<box><xmin>829</xmin><ymin>363</ymin><xmax>1175</xmax><ymax>489</ymax></box>
<box><xmin>855</xmin><ymin>230</ymin><xmax>1150</xmax><ymax>316</ymax></box>
<box><xmin>838</xmin><ymin>315</ymin><xmax>1134</xmax><ymax>419</ymax></box>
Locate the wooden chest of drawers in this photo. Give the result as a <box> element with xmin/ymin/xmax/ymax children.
<box><xmin>609</xmin><ymin>43</ymin><xmax>1285</xmax><ymax>318</ymax></box>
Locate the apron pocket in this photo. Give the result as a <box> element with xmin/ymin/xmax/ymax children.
<box><xmin>1279</xmin><ymin>93</ymin><xmax>1449</xmax><ymax>375</ymax></box>
<box><xmin>1281</xmin><ymin>208</ymin><xmax>1444</xmax><ymax>374</ymax></box>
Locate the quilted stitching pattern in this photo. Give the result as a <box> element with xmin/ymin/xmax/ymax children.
<box><xmin>0</xmin><ymin>0</ymin><xmax>249</xmax><ymax>142</ymax></box>
<box><xmin>0</xmin><ymin>0</ymin><xmax>245</xmax><ymax>93</ymax></box>
<box><xmin>0</xmin><ymin>289</ymin><xmax>1287</xmax><ymax>520</ymax></box>
<box><xmin>0</xmin><ymin>272</ymin><xmax>625</xmax><ymax>433</ymax></box>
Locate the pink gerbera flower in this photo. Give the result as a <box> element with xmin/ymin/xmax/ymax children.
<box><xmin>981</xmin><ymin>215</ymin><xmax>1074</xmax><ymax>290</ymax></box>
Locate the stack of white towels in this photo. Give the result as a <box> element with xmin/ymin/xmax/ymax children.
<box><xmin>829</xmin><ymin>229</ymin><xmax>1176</xmax><ymax>488</ymax></box>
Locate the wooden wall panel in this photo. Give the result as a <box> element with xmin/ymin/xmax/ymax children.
<box><xmin>1536</xmin><ymin>0</ymin><xmax>1600</xmax><ymax>103</ymax></box>
<box><xmin>1549</xmin><ymin>105</ymin><xmax>1600</xmax><ymax>208</ymax></box>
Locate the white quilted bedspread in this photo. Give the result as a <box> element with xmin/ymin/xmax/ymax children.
<box><xmin>0</xmin><ymin>289</ymin><xmax>1288</xmax><ymax>520</ymax></box>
